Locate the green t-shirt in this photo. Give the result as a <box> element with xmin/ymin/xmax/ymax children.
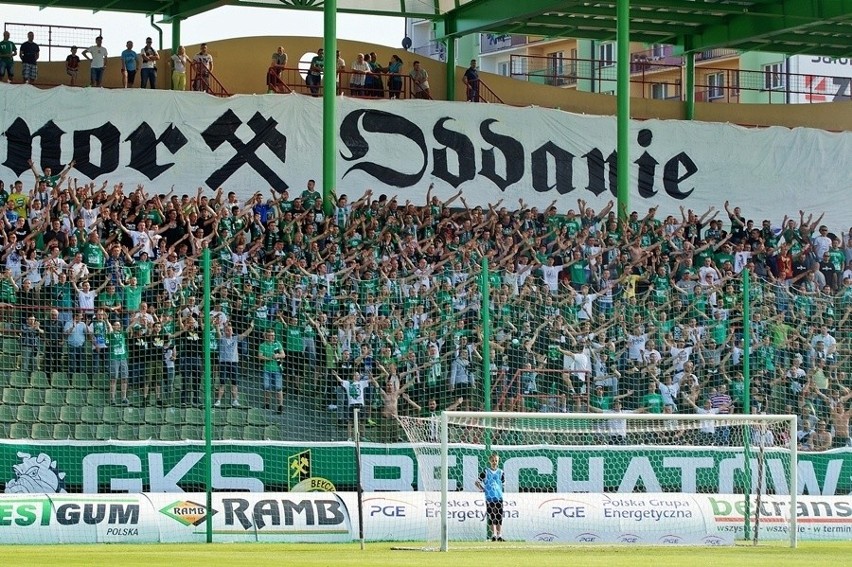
<box><xmin>285</xmin><ymin>325</ymin><xmax>304</xmax><ymax>353</ymax></box>
<box><xmin>259</xmin><ymin>340</ymin><xmax>283</xmax><ymax>372</ymax></box>
<box><xmin>135</xmin><ymin>260</ymin><xmax>154</xmax><ymax>287</ymax></box>
<box><xmin>123</xmin><ymin>285</ymin><xmax>143</xmax><ymax>311</ymax></box>
<box><xmin>82</xmin><ymin>242</ymin><xmax>106</xmax><ymax>269</ymax></box>
<box><xmin>0</xmin><ymin>40</ymin><xmax>15</xmax><ymax>59</ymax></box>
<box><xmin>107</xmin><ymin>331</ymin><xmax>128</xmax><ymax>361</ymax></box>
<box><xmin>642</xmin><ymin>392</ymin><xmax>664</xmax><ymax>414</ymax></box>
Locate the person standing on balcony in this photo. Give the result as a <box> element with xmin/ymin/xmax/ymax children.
<box><xmin>409</xmin><ymin>60</ymin><xmax>430</xmax><ymax>100</ymax></box>
<box><xmin>0</xmin><ymin>31</ymin><xmax>17</xmax><ymax>84</ymax></box>
<box><xmin>192</xmin><ymin>43</ymin><xmax>213</xmax><ymax>92</ymax></box>
<box><xmin>387</xmin><ymin>54</ymin><xmax>403</xmax><ymax>99</ymax></box>
<box><xmin>65</xmin><ymin>46</ymin><xmax>80</xmax><ymax>86</ymax></box>
<box><xmin>463</xmin><ymin>59</ymin><xmax>480</xmax><ymax>102</ymax></box>
<box><xmin>170</xmin><ymin>45</ymin><xmax>187</xmax><ymax>91</ymax></box>
<box><xmin>139</xmin><ymin>37</ymin><xmax>159</xmax><ymax>89</ymax></box>
<box><xmin>306</xmin><ymin>48</ymin><xmax>323</xmax><ymax>97</ymax></box>
<box><xmin>349</xmin><ymin>53</ymin><xmax>370</xmax><ymax>97</ymax></box>
<box><xmin>19</xmin><ymin>31</ymin><xmax>39</xmax><ymax>85</ymax></box>
<box><xmin>82</xmin><ymin>36</ymin><xmax>107</xmax><ymax>88</ymax></box>
<box><xmin>120</xmin><ymin>40</ymin><xmax>138</xmax><ymax>88</ymax></box>
<box><xmin>268</xmin><ymin>46</ymin><xmax>287</xmax><ymax>92</ymax></box>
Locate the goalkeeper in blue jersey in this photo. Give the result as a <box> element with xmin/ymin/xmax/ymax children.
<box><xmin>476</xmin><ymin>452</ymin><xmax>505</xmax><ymax>541</ymax></box>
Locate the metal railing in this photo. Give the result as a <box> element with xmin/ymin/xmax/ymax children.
<box><xmin>472</xmin><ymin>78</ymin><xmax>504</xmax><ymax>104</ymax></box>
<box><xmin>4</xmin><ymin>22</ymin><xmax>102</xmax><ymax>62</ymax></box>
<box><xmin>267</xmin><ymin>66</ymin><xmax>415</xmax><ymax>99</ymax></box>
<box><xmin>510</xmin><ymin>53</ymin><xmax>852</xmax><ymax>104</ymax></box>
<box><xmin>188</xmin><ymin>62</ymin><xmax>229</xmax><ymax>97</ymax></box>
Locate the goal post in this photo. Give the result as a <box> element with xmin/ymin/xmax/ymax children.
<box><xmin>399</xmin><ymin>411</ymin><xmax>800</xmax><ymax>550</ymax></box>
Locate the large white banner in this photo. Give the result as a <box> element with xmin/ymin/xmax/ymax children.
<box><xmin>1</xmin><ymin>84</ymin><xmax>849</xmax><ymax>228</ymax></box>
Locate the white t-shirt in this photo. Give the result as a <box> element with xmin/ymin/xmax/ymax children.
<box><xmin>540</xmin><ymin>265</ymin><xmax>563</xmax><ymax>292</ymax></box>
<box><xmin>341</xmin><ymin>378</ymin><xmax>369</xmax><ymax>407</ymax></box>
<box><xmin>87</xmin><ymin>46</ymin><xmax>108</xmax><ymax>68</ymax></box>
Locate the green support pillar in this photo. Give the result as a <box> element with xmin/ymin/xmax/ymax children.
<box><xmin>616</xmin><ymin>0</ymin><xmax>630</xmax><ymax>222</ymax></box>
<box><xmin>170</xmin><ymin>17</ymin><xmax>182</xmax><ymax>90</ymax></box>
<box><xmin>322</xmin><ymin>0</ymin><xmax>338</xmax><ymax>216</ymax></box>
<box><xmin>446</xmin><ymin>37</ymin><xmax>456</xmax><ymax>101</ymax></box>
<box><xmin>685</xmin><ymin>51</ymin><xmax>695</xmax><ymax>120</ymax></box>
<box><xmin>202</xmin><ymin>247</ymin><xmax>212</xmax><ymax>543</ymax></box>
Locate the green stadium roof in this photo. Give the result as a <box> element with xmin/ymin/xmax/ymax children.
<box><xmin>2</xmin><ymin>0</ymin><xmax>850</xmax><ymax>57</ymax></box>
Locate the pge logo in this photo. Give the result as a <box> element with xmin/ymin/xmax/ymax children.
<box><xmin>549</xmin><ymin>505</ymin><xmax>587</xmax><ymax>518</ymax></box>
<box><xmin>659</xmin><ymin>535</ymin><xmax>683</xmax><ymax>544</ymax></box>
<box><xmin>366</xmin><ymin>498</ymin><xmax>411</xmax><ymax>518</ymax></box>
<box><xmin>576</xmin><ymin>532</ymin><xmax>600</xmax><ymax>543</ymax></box>
<box><xmin>534</xmin><ymin>532</ymin><xmax>556</xmax><ymax>542</ymax></box>
<box><xmin>702</xmin><ymin>536</ymin><xmax>725</xmax><ymax>546</ymax></box>
<box><xmin>618</xmin><ymin>533</ymin><xmax>640</xmax><ymax>543</ymax></box>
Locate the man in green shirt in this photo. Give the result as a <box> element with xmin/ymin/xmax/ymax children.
<box><xmin>0</xmin><ymin>31</ymin><xmax>16</xmax><ymax>82</ymax></box>
<box><xmin>641</xmin><ymin>381</ymin><xmax>665</xmax><ymax>414</ymax></box>
<box><xmin>259</xmin><ymin>329</ymin><xmax>286</xmax><ymax>413</ymax></box>
<box><xmin>82</xmin><ymin>232</ymin><xmax>107</xmax><ymax>286</ymax></box>
<box><xmin>107</xmin><ymin>321</ymin><xmax>130</xmax><ymax>405</ymax></box>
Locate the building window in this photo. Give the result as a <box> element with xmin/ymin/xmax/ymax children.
<box><xmin>651</xmin><ymin>44</ymin><xmax>666</xmax><ymax>59</ymax></box>
<box><xmin>547</xmin><ymin>51</ymin><xmax>564</xmax><ymax>85</ymax></box>
<box><xmin>599</xmin><ymin>43</ymin><xmax>615</xmax><ymax>67</ymax></box>
<box><xmin>707</xmin><ymin>72</ymin><xmax>725</xmax><ymax>99</ymax></box>
<box><xmin>762</xmin><ymin>62</ymin><xmax>785</xmax><ymax>90</ymax></box>
<box><xmin>498</xmin><ymin>61</ymin><xmax>510</xmax><ymax>77</ymax></box>
<box><xmin>652</xmin><ymin>83</ymin><xmax>667</xmax><ymax>99</ymax></box>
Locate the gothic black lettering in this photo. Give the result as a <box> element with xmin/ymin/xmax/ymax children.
<box><xmin>201</xmin><ymin>110</ymin><xmax>288</xmax><ymax>191</ymax></box>
<box><xmin>340</xmin><ymin>109</ymin><xmax>427</xmax><ymax>187</ymax></box>
<box><xmin>478</xmin><ymin>119</ymin><xmax>523</xmax><ymax>191</ymax></box>
<box><xmin>583</xmin><ymin>148</ymin><xmax>617</xmax><ymax>197</ymax></box>
<box><xmin>3</xmin><ymin>118</ymin><xmax>65</xmax><ymax>176</ymax></box>
<box><xmin>663</xmin><ymin>152</ymin><xmax>698</xmax><ymax>199</ymax></box>
<box><xmin>531</xmin><ymin>142</ymin><xmax>576</xmax><ymax>194</ymax></box>
<box><xmin>125</xmin><ymin>123</ymin><xmax>188</xmax><ymax>180</ymax></box>
<box><xmin>73</xmin><ymin>122</ymin><xmax>121</xmax><ymax>179</ymax></box>
<box><xmin>431</xmin><ymin>117</ymin><xmax>475</xmax><ymax>187</ymax></box>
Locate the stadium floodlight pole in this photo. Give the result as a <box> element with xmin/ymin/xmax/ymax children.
<box><xmin>616</xmin><ymin>0</ymin><xmax>630</xmax><ymax>222</ymax></box>
<box><xmin>322</xmin><ymin>0</ymin><xmax>338</xmax><ymax>217</ymax></box>
<box><xmin>202</xmin><ymin>246</ymin><xmax>213</xmax><ymax>543</ymax></box>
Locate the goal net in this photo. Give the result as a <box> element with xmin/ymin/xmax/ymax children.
<box><xmin>397</xmin><ymin>411</ymin><xmax>797</xmax><ymax>550</ymax></box>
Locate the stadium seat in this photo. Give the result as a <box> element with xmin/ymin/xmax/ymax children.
<box><xmin>222</xmin><ymin>425</ymin><xmax>243</xmax><ymax>440</ymax></box>
<box><xmin>123</xmin><ymin>407</ymin><xmax>144</xmax><ymax>425</ymax></box>
<box><xmin>80</xmin><ymin>406</ymin><xmax>103</xmax><ymax>424</ymax></box>
<box><xmin>159</xmin><ymin>425</ymin><xmax>180</xmax><ymax>441</ymax></box>
<box><xmin>64</xmin><ymin>389</ymin><xmax>86</xmax><ymax>406</ymax></box>
<box><xmin>226</xmin><ymin>409</ymin><xmax>248</xmax><ymax>427</ymax></box>
<box><xmin>44</xmin><ymin>389</ymin><xmax>66</xmax><ymax>406</ymax></box>
<box><xmin>0</xmin><ymin>423</ymin><xmax>8</xmax><ymax>439</ymax></box>
<box><xmin>102</xmin><ymin>406</ymin><xmax>122</xmax><ymax>424</ymax></box>
<box><xmin>59</xmin><ymin>406</ymin><xmax>81</xmax><ymax>424</ymax></box>
<box><xmin>2</xmin><ymin>387</ymin><xmax>23</xmax><ymax>405</ymax></box>
<box><xmin>85</xmin><ymin>389</ymin><xmax>107</xmax><ymax>406</ymax></box>
<box><xmin>180</xmin><ymin>426</ymin><xmax>202</xmax><ymax>440</ymax></box>
<box><xmin>0</xmin><ymin>404</ymin><xmax>16</xmax><ymax>424</ymax></box>
<box><xmin>74</xmin><ymin>424</ymin><xmax>96</xmax><ymax>440</ymax></box>
<box><xmin>138</xmin><ymin>424</ymin><xmax>158</xmax><ymax>440</ymax></box>
<box><xmin>0</xmin><ymin>370</ymin><xmax>9</xmax><ymax>388</ymax></box>
<box><xmin>72</xmin><ymin>373</ymin><xmax>91</xmax><ymax>389</ymax></box>
<box><xmin>0</xmin><ymin>353</ymin><xmax>18</xmax><ymax>370</ymax></box>
<box><xmin>16</xmin><ymin>405</ymin><xmax>38</xmax><ymax>423</ymax></box>
<box><xmin>30</xmin><ymin>423</ymin><xmax>52</xmax><ymax>440</ymax></box>
<box><xmin>144</xmin><ymin>407</ymin><xmax>164</xmax><ymax>425</ymax></box>
<box><xmin>247</xmin><ymin>408</ymin><xmax>267</xmax><ymax>426</ymax></box>
<box><xmin>37</xmin><ymin>406</ymin><xmax>60</xmax><ymax>424</ymax></box>
<box><xmin>49</xmin><ymin>372</ymin><xmax>70</xmax><ymax>388</ymax></box>
<box><xmin>164</xmin><ymin>408</ymin><xmax>184</xmax><ymax>425</ymax></box>
<box><xmin>243</xmin><ymin>426</ymin><xmax>263</xmax><ymax>440</ymax></box>
<box><xmin>10</xmin><ymin>370</ymin><xmax>29</xmax><ymax>387</ymax></box>
<box><xmin>2</xmin><ymin>337</ymin><xmax>19</xmax><ymax>354</ymax></box>
<box><xmin>52</xmin><ymin>423</ymin><xmax>72</xmax><ymax>440</ymax></box>
<box><xmin>23</xmin><ymin>388</ymin><xmax>45</xmax><ymax>405</ymax></box>
<box><xmin>30</xmin><ymin>371</ymin><xmax>50</xmax><ymax>388</ymax></box>
<box><xmin>90</xmin><ymin>373</ymin><xmax>110</xmax><ymax>391</ymax></box>
<box><xmin>213</xmin><ymin>410</ymin><xmax>227</xmax><ymax>427</ymax></box>
<box><xmin>9</xmin><ymin>422</ymin><xmax>29</xmax><ymax>439</ymax></box>
<box><xmin>116</xmin><ymin>425</ymin><xmax>136</xmax><ymax>440</ymax></box>
<box><xmin>95</xmin><ymin>424</ymin><xmax>116</xmax><ymax>440</ymax></box>
<box><xmin>263</xmin><ymin>425</ymin><xmax>282</xmax><ymax>440</ymax></box>
<box><xmin>185</xmin><ymin>408</ymin><xmax>204</xmax><ymax>425</ymax></box>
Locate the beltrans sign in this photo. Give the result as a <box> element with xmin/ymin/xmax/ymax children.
<box><xmin>2</xmin><ymin>443</ymin><xmax>851</xmax><ymax>496</ymax></box>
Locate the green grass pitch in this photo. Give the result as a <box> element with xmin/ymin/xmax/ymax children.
<box><xmin>1</xmin><ymin>542</ymin><xmax>850</xmax><ymax>566</ymax></box>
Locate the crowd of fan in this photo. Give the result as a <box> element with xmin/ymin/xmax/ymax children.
<box><xmin>1</xmin><ymin>160</ymin><xmax>852</xmax><ymax>449</ymax></box>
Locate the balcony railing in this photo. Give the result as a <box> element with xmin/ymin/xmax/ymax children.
<box><xmin>188</xmin><ymin>62</ymin><xmax>230</xmax><ymax>97</ymax></box>
<box><xmin>510</xmin><ymin>54</ymin><xmax>852</xmax><ymax>104</ymax></box>
<box><xmin>267</xmin><ymin>66</ymin><xmax>415</xmax><ymax>99</ymax></box>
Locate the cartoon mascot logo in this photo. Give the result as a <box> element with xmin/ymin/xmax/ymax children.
<box><xmin>5</xmin><ymin>452</ymin><xmax>67</xmax><ymax>493</ymax></box>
